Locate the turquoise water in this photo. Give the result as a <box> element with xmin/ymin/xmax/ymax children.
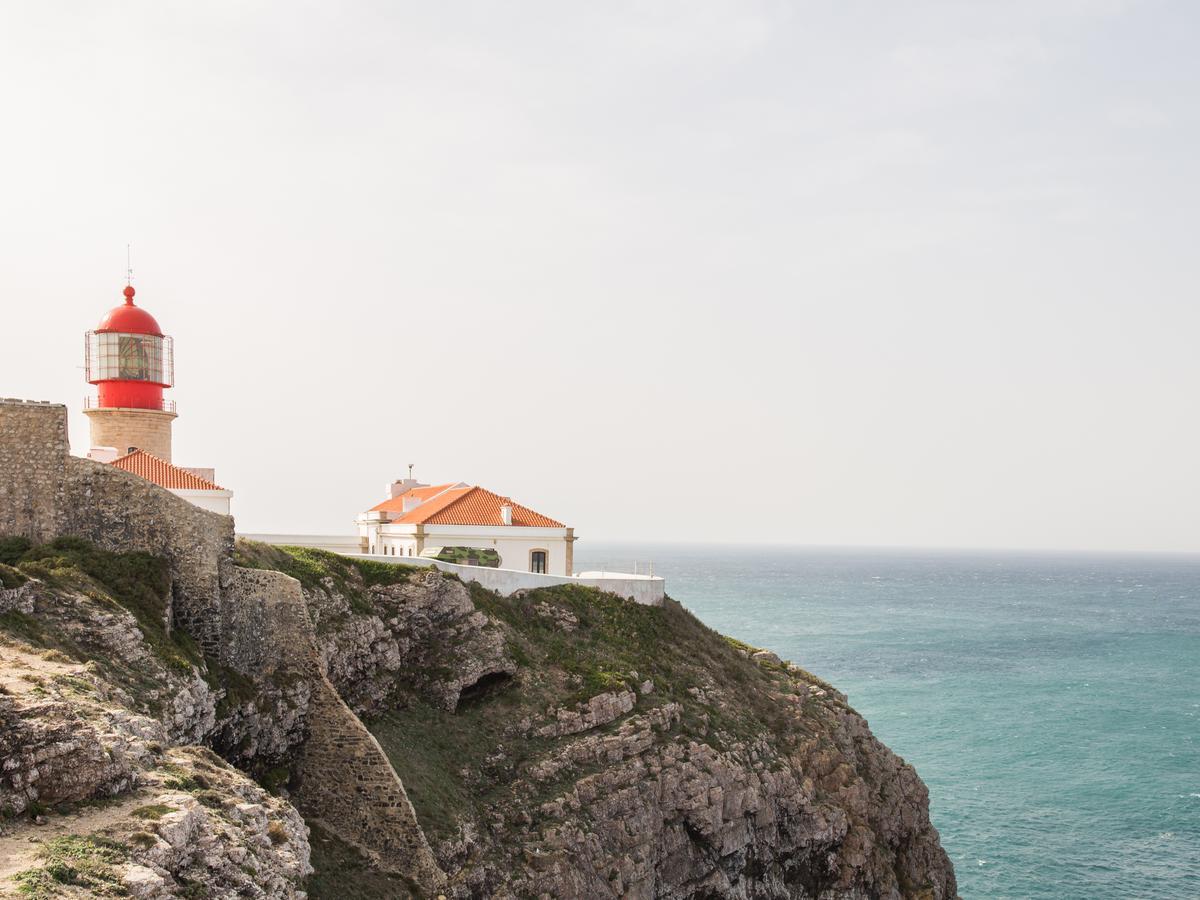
<box><xmin>574</xmin><ymin>544</ymin><xmax>1200</xmax><ymax>899</ymax></box>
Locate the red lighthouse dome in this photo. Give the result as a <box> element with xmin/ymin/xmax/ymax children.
<box><xmin>85</xmin><ymin>284</ymin><xmax>175</xmax><ymax>411</ymax></box>
<box><xmin>96</xmin><ymin>286</ymin><xmax>164</xmax><ymax>336</ymax></box>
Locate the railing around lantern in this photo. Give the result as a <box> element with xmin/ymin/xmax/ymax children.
<box><xmin>83</xmin><ymin>396</ymin><xmax>177</xmax><ymax>413</ymax></box>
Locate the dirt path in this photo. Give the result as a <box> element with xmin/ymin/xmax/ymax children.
<box><xmin>0</xmin><ymin>640</ymin><xmax>84</xmax><ymax>696</ymax></box>
<box><xmin>0</xmin><ymin>789</ymin><xmax>154</xmax><ymax>894</ymax></box>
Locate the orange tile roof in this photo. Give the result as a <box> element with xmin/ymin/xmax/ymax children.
<box><xmin>369</xmin><ymin>483</ymin><xmax>565</xmax><ymax>527</ymax></box>
<box><xmin>392</xmin><ymin>486</ymin><xmax>475</xmax><ymax>523</ymax></box>
<box><xmin>369</xmin><ymin>483</ymin><xmax>459</xmax><ymax>514</ymax></box>
<box><xmin>110</xmin><ymin>449</ymin><xmax>227</xmax><ymax>491</ymax></box>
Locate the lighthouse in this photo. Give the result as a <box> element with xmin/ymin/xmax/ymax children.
<box><xmin>83</xmin><ymin>284</ymin><xmax>177</xmax><ymax>461</ymax></box>
<box><xmin>82</xmin><ymin>283</ymin><xmax>232</xmax><ymax>515</ymax></box>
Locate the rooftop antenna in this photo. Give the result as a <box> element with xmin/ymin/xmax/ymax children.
<box><xmin>126</xmin><ymin>243</ymin><xmax>133</xmax><ymax>286</ymax></box>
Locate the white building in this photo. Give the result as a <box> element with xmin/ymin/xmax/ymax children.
<box><xmin>357</xmin><ymin>477</ymin><xmax>576</xmax><ymax>575</ymax></box>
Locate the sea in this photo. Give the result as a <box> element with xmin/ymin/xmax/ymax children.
<box><xmin>572</xmin><ymin>544</ymin><xmax>1200</xmax><ymax>900</ymax></box>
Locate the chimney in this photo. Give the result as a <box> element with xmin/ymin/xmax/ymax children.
<box><xmin>388</xmin><ymin>469</ymin><xmax>429</xmax><ymax>499</ymax></box>
<box><xmin>500</xmin><ymin>500</ymin><xmax>513</xmax><ymax>526</ymax></box>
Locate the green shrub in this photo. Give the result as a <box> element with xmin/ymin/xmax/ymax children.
<box><xmin>0</xmin><ymin>562</ymin><xmax>27</xmax><ymax>589</ymax></box>
<box><xmin>131</xmin><ymin>803</ymin><xmax>175</xmax><ymax>820</ymax></box>
<box><xmin>0</xmin><ymin>536</ymin><xmax>33</xmax><ymax>566</ymax></box>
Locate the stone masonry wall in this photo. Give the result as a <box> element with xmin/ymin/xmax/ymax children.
<box><xmin>0</xmin><ymin>399</ymin><xmax>232</xmax><ymax>654</ymax></box>
<box><xmin>0</xmin><ymin>400</ymin><xmax>69</xmax><ymax>543</ymax></box>
<box><xmin>295</xmin><ymin>678</ymin><xmax>446</xmax><ymax>892</ymax></box>
<box><xmin>62</xmin><ymin>457</ymin><xmax>233</xmax><ymax>654</ymax></box>
<box><xmin>227</xmin><ymin>568</ymin><xmax>446</xmax><ymax>893</ymax></box>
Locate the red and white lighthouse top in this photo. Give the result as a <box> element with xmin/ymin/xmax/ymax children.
<box><xmin>95</xmin><ymin>286</ymin><xmax>163</xmax><ymax>336</ymax></box>
<box><xmin>85</xmin><ymin>284</ymin><xmax>175</xmax><ymax>410</ymax></box>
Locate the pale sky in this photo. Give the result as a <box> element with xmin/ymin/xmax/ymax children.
<box><xmin>2</xmin><ymin>1</ymin><xmax>1198</xmax><ymax>551</ymax></box>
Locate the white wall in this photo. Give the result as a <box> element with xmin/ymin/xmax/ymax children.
<box><xmin>361</xmin><ymin>522</ymin><xmax>570</xmax><ymax>574</ymax></box>
<box><xmin>237</xmin><ymin>533</ymin><xmax>664</xmax><ymax>605</ymax></box>
<box><xmin>241</xmin><ymin>533</ymin><xmax>363</xmax><ymax>553</ymax></box>
<box><xmin>344</xmin><ymin>553</ymin><xmax>665</xmax><ymax>606</ymax></box>
<box><xmin>173</xmin><ymin>488</ymin><xmax>233</xmax><ymax>516</ymax></box>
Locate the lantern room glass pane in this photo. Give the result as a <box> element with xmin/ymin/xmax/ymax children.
<box><xmin>86</xmin><ymin>332</ymin><xmax>172</xmax><ymax>385</ymax></box>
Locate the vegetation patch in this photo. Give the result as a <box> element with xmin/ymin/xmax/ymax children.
<box><xmin>131</xmin><ymin>803</ymin><xmax>176</xmax><ymax>820</ymax></box>
<box><xmin>234</xmin><ymin>539</ymin><xmax>418</xmax><ymax>616</ymax></box>
<box><xmin>0</xmin><ymin>536</ymin><xmax>202</xmax><ymax>676</ymax></box>
<box><xmin>13</xmin><ymin>835</ymin><xmax>130</xmax><ymax>898</ymax></box>
<box><xmin>160</xmin><ymin>762</ymin><xmax>210</xmax><ymax>793</ymax></box>
<box><xmin>305</xmin><ymin>820</ymin><xmax>419</xmax><ymax>899</ymax></box>
<box><xmin>258</xmin><ymin>765</ymin><xmax>291</xmax><ymax>795</ymax></box>
<box><xmin>0</xmin><ymin>561</ymin><xmax>27</xmax><ymax>589</ymax></box>
<box><xmin>432</xmin><ymin>546</ymin><xmax>501</xmax><ymax>568</ymax></box>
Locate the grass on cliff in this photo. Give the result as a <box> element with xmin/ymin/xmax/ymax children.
<box><xmin>234</xmin><ymin>539</ymin><xmax>418</xmax><ymax>616</ymax></box>
<box><xmin>12</xmin><ymin>835</ymin><xmax>130</xmax><ymax>898</ymax></box>
<box><xmin>371</xmin><ymin>581</ymin><xmax>816</xmax><ymax>844</ymax></box>
<box><xmin>0</xmin><ymin>535</ymin><xmax>203</xmax><ymax>676</ymax></box>
<box><xmin>306</xmin><ymin>821</ymin><xmax>419</xmax><ymax>900</ymax></box>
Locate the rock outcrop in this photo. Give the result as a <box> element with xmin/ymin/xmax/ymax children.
<box><xmin>301</xmin><ymin>566</ymin><xmax>516</xmax><ymax>717</ymax></box>
<box><xmin>0</xmin><ymin>608</ymin><xmax>310</xmax><ymax>898</ymax></box>
<box><xmin>257</xmin><ymin>552</ymin><xmax>959</xmax><ymax>899</ymax></box>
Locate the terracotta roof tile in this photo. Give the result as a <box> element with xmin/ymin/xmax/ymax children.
<box><xmin>110</xmin><ymin>449</ymin><xmax>226</xmax><ymax>491</ymax></box>
<box><xmin>369</xmin><ymin>483</ymin><xmax>459</xmax><ymax>514</ymax></box>
<box><xmin>402</xmin><ymin>486</ymin><xmax>564</xmax><ymax>527</ymax></box>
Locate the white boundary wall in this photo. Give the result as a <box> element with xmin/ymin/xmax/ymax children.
<box><xmin>238</xmin><ymin>534</ymin><xmax>665</xmax><ymax>606</ymax></box>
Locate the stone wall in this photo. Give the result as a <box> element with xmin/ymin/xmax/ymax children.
<box><xmin>0</xmin><ymin>399</ymin><xmax>232</xmax><ymax>654</ymax></box>
<box><xmin>295</xmin><ymin>679</ymin><xmax>445</xmax><ymax>893</ymax></box>
<box><xmin>219</xmin><ymin>568</ymin><xmax>316</xmax><ymax>679</ymax></box>
<box><xmin>0</xmin><ymin>400</ymin><xmax>68</xmax><ymax>543</ymax></box>
<box><xmin>224</xmin><ymin>567</ymin><xmax>445</xmax><ymax>893</ymax></box>
<box><xmin>63</xmin><ymin>457</ymin><xmax>233</xmax><ymax>654</ymax></box>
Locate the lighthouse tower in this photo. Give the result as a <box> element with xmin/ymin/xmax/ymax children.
<box><xmin>83</xmin><ymin>285</ymin><xmax>177</xmax><ymax>461</ymax></box>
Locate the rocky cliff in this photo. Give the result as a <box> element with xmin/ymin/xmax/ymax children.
<box><xmin>0</xmin><ymin>532</ymin><xmax>957</xmax><ymax>899</ymax></box>
<box><xmin>0</xmin><ymin>538</ymin><xmax>310</xmax><ymax>898</ymax></box>
<box><xmin>241</xmin><ymin>542</ymin><xmax>958</xmax><ymax>899</ymax></box>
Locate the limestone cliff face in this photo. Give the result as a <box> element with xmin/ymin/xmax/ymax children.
<box><xmin>304</xmin><ymin>567</ymin><xmax>516</xmax><ymax>717</ymax></box>
<box><xmin>289</xmin><ymin>560</ymin><xmax>959</xmax><ymax>900</ymax></box>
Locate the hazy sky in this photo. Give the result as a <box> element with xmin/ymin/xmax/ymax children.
<box><xmin>3</xmin><ymin>1</ymin><xmax>1198</xmax><ymax>551</ymax></box>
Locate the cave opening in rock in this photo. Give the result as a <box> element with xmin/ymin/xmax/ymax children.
<box><xmin>456</xmin><ymin>670</ymin><xmax>513</xmax><ymax>709</ymax></box>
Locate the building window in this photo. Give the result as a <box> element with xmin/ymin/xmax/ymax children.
<box><xmin>530</xmin><ymin>550</ymin><xmax>547</xmax><ymax>574</ymax></box>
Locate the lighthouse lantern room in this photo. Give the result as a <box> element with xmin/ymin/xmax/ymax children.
<box><xmin>84</xmin><ymin>285</ymin><xmax>178</xmax><ymax>462</ymax></box>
